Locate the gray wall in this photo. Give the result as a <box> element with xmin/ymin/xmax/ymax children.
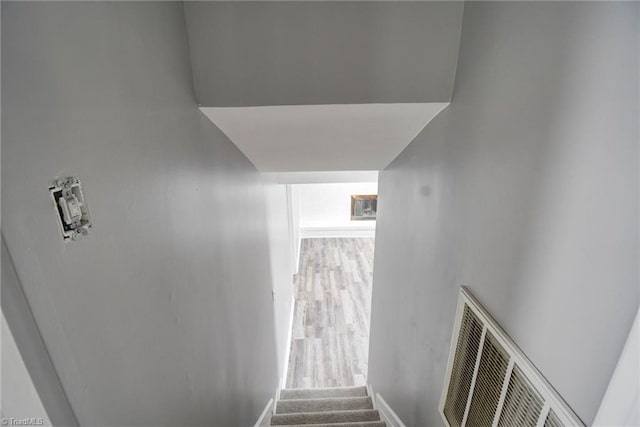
<box><xmin>183</xmin><ymin>2</ymin><xmax>463</xmax><ymax>107</ymax></box>
<box><xmin>368</xmin><ymin>2</ymin><xmax>639</xmax><ymax>426</ymax></box>
<box><xmin>2</xmin><ymin>2</ymin><xmax>278</xmax><ymax>426</ymax></box>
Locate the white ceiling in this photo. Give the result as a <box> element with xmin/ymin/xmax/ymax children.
<box><xmin>200</xmin><ymin>103</ymin><xmax>448</xmax><ymax>172</ymax></box>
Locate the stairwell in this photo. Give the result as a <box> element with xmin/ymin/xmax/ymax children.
<box><xmin>269</xmin><ymin>386</ymin><xmax>385</xmax><ymax>426</ymax></box>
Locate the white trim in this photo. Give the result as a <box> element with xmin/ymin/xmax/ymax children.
<box><xmin>295</xmin><ymin>236</ymin><xmax>301</xmax><ymax>275</ymax></box>
<box><xmin>253</xmin><ymin>398</ymin><xmax>273</xmax><ymax>427</ymax></box>
<box><xmin>273</xmin><ymin>386</ymin><xmax>280</xmax><ymax>417</ymax></box>
<box><xmin>376</xmin><ymin>393</ymin><xmax>407</xmax><ymax>427</ymax></box>
<box><xmin>285</xmin><ymin>185</ymin><xmax>300</xmax><ymax>275</ymax></box>
<box><xmin>264</xmin><ymin>170</ymin><xmax>379</xmax><ymax>185</ymax></box>
<box><xmin>367</xmin><ymin>384</ymin><xmax>376</xmax><ymax>408</ymax></box>
<box><xmin>300</xmin><ymin>226</ymin><xmax>376</xmax><ymax>239</ymax></box>
<box><xmin>280</xmin><ymin>296</ymin><xmax>296</xmax><ymax>390</ymax></box>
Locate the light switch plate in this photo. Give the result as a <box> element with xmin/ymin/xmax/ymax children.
<box><xmin>49</xmin><ymin>176</ymin><xmax>92</xmax><ymax>241</ymax></box>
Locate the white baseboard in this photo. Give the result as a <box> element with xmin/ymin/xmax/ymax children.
<box><xmin>376</xmin><ymin>393</ymin><xmax>407</xmax><ymax>427</ymax></box>
<box><xmin>300</xmin><ymin>226</ymin><xmax>376</xmax><ymax>238</ymax></box>
<box><xmin>280</xmin><ymin>296</ymin><xmax>295</xmax><ymax>390</ymax></box>
<box><xmin>367</xmin><ymin>384</ymin><xmax>376</xmax><ymax>407</ymax></box>
<box><xmin>294</xmin><ymin>237</ymin><xmax>301</xmax><ymax>275</ymax></box>
<box><xmin>253</xmin><ymin>398</ymin><xmax>273</xmax><ymax>427</ymax></box>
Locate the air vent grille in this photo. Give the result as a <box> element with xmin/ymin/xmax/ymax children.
<box><xmin>465</xmin><ymin>333</ymin><xmax>509</xmax><ymax>426</ymax></box>
<box><xmin>498</xmin><ymin>366</ymin><xmax>544</xmax><ymax>427</ymax></box>
<box><xmin>545</xmin><ymin>409</ymin><xmax>564</xmax><ymax>427</ymax></box>
<box><xmin>443</xmin><ymin>306</ymin><xmax>483</xmax><ymax>426</ymax></box>
<box><xmin>439</xmin><ymin>288</ymin><xmax>584</xmax><ymax>427</ymax></box>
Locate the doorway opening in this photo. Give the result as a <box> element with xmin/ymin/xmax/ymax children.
<box><xmin>285</xmin><ymin>181</ymin><xmax>377</xmax><ymax>389</ymax></box>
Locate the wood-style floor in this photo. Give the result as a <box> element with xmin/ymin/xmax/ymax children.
<box><xmin>286</xmin><ymin>237</ymin><xmax>375</xmax><ymax>389</ymax></box>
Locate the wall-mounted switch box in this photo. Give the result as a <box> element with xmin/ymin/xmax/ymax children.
<box><xmin>49</xmin><ymin>176</ymin><xmax>92</xmax><ymax>241</ymax></box>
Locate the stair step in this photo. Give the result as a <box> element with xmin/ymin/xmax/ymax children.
<box><xmin>270</xmin><ymin>409</ymin><xmax>381</xmax><ymax>425</ymax></box>
<box><xmin>280</xmin><ymin>386</ymin><xmax>368</xmax><ymax>400</ymax></box>
<box><xmin>276</xmin><ymin>396</ymin><xmax>373</xmax><ymax>414</ymax></box>
<box><xmin>274</xmin><ymin>422</ymin><xmax>386</xmax><ymax>427</ymax></box>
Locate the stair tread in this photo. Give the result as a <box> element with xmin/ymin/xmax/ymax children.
<box><xmin>276</xmin><ymin>396</ymin><xmax>373</xmax><ymax>414</ymax></box>
<box><xmin>280</xmin><ymin>386</ymin><xmax>368</xmax><ymax>400</ymax></box>
<box><xmin>270</xmin><ymin>409</ymin><xmax>381</xmax><ymax>425</ymax></box>
<box><xmin>273</xmin><ymin>422</ymin><xmax>385</xmax><ymax>427</ymax></box>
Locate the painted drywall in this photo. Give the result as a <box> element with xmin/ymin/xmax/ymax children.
<box><xmin>183</xmin><ymin>2</ymin><xmax>463</xmax><ymax>107</ymax></box>
<box><xmin>368</xmin><ymin>2</ymin><xmax>639</xmax><ymax>426</ymax></box>
<box><xmin>200</xmin><ymin>103</ymin><xmax>448</xmax><ymax>172</ymax></box>
<box><xmin>1</xmin><ymin>237</ymin><xmax>77</xmax><ymax>426</ymax></box>
<box><xmin>263</xmin><ymin>183</ymin><xmax>295</xmax><ymax>388</ymax></box>
<box><xmin>1</xmin><ymin>2</ymin><xmax>278</xmax><ymax>426</ymax></box>
<box><xmin>297</xmin><ymin>182</ymin><xmax>378</xmax><ymax>238</ymax></box>
<box><xmin>593</xmin><ymin>306</ymin><xmax>640</xmax><ymax>426</ymax></box>
<box><xmin>1</xmin><ymin>312</ymin><xmax>52</xmax><ymax>427</ymax></box>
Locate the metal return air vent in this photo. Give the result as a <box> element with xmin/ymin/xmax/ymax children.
<box><xmin>439</xmin><ymin>288</ymin><xmax>584</xmax><ymax>427</ymax></box>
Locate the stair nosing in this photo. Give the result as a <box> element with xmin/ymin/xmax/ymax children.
<box><xmin>271</xmin><ymin>409</ymin><xmax>382</xmax><ymax>426</ymax></box>
<box><xmin>275</xmin><ymin>397</ymin><xmax>373</xmax><ymax>414</ymax></box>
<box><xmin>272</xmin><ymin>423</ymin><xmax>385</xmax><ymax>427</ymax></box>
<box><xmin>279</xmin><ymin>386</ymin><xmax>369</xmax><ymax>400</ymax></box>
<box><xmin>270</xmin><ymin>409</ymin><xmax>380</xmax><ymax>416</ymax></box>
<box><xmin>277</xmin><ymin>396</ymin><xmax>372</xmax><ymax>403</ymax></box>
<box><xmin>281</xmin><ymin>386</ymin><xmax>367</xmax><ymax>392</ymax></box>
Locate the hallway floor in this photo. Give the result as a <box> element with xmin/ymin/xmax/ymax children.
<box><xmin>286</xmin><ymin>237</ymin><xmax>375</xmax><ymax>389</ymax></box>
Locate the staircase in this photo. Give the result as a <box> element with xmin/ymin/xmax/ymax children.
<box><xmin>270</xmin><ymin>386</ymin><xmax>385</xmax><ymax>426</ymax></box>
